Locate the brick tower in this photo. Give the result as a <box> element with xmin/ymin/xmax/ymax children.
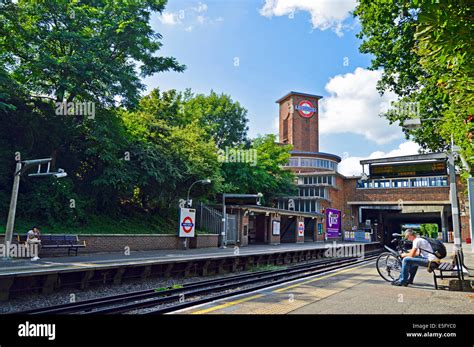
<box><xmin>277</xmin><ymin>91</ymin><xmax>321</xmax><ymax>152</ymax></box>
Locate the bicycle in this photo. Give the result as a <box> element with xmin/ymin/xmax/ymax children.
<box><xmin>376</xmin><ymin>233</ymin><xmax>412</xmax><ymax>282</ymax></box>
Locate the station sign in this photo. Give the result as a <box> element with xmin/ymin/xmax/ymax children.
<box><xmin>297</xmin><ymin>221</ymin><xmax>305</xmax><ymax>237</ymax></box>
<box><xmin>326</xmin><ymin>208</ymin><xmax>341</xmax><ymax>238</ymax></box>
<box><xmin>179</xmin><ymin>208</ymin><xmax>196</xmax><ymax>238</ymax></box>
<box><xmin>369</xmin><ymin>161</ymin><xmax>447</xmax><ymax>179</ymax></box>
<box><xmin>295</xmin><ymin>100</ymin><xmax>316</xmax><ymax>118</ymax></box>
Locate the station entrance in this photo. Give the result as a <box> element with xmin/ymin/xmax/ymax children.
<box><xmin>359</xmin><ymin>204</ymin><xmax>451</xmax><ymax>245</ymax></box>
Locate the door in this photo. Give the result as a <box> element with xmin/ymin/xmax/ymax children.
<box><xmin>226</xmin><ymin>214</ymin><xmax>238</xmax><ymax>244</ymax></box>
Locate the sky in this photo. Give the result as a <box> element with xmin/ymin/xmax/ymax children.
<box><xmin>142</xmin><ymin>0</ymin><xmax>421</xmax><ymax>176</ymax></box>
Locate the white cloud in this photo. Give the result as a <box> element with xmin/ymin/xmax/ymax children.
<box><xmin>338</xmin><ymin>141</ymin><xmax>421</xmax><ymax>176</ymax></box>
<box><xmin>319</xmin><ymin>67</ymin><xmax>400</xmax><ymax>145</ymax></box>
<box><xmin>158</xmin><ymin>12</ymin><xmax>181</xmax><ymax>25</ymax></box>
<box><xmin>158</xmin><ymin>2</ymin><xmax>222</xmax><ymax>30</ymax></box>
<box><xmin>195</xmin><ymin>2</ymin><xmax>208</xmax><ymax>13</ymax></box>
<box><xmin>259</xmin><ymin>0</ymin><xmax>356</xmax><ymax>36</ymax></box>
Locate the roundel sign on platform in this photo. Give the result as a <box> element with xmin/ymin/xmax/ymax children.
<box><xmin>297</xmin><ymin>221</ymin><xmax>305</xmax><ymax>237</ymax></box>
<box><xmin>179</xmin><ymin>208</ymin><xmax>196</xmax><ymax>237</ymax></box>
<box><xmin>295</xmin><ymin>100</ymin><xmax>316</xmax><ymax>118</ymax></box>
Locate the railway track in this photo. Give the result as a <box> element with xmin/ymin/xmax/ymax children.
<box><xmin>18</xmin><ymin>251</ymin><xmax>381</xmax><ymax>315</ymax></box>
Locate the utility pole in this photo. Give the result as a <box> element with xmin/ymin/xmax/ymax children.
<box><xmin>3</xmin><ymin>157</ymin><xmax>67</xmax><ymax>253</ymax></box>
<box><xmin>4</xmin><ymin>161</ymin><xmax>22</xmax><ymax>249</ymax></box>
<box><xmin>448</xmin><ymin>136</ymin><xmax>462</xmax><ymax>251</ymax></box>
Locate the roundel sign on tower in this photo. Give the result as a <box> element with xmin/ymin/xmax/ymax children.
<box><xmin>295</xmin><ymin>100</ymin><xmax>316</xmax><ymax>118</ymax></box>
<box><xmin>179</xmin><ymin>208</ymin><xmax>196</xmax><ymax>237</ymax></box>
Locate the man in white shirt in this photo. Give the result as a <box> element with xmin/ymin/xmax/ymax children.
<box><xmin>27</xmin><ymin>226</ymin><xmax>42</xmax><ymax>261</ymax></box>
<box><xmin>392</xmin><ymin>229</ymin><xmax>437</xmax><ymax>286</ymax></box>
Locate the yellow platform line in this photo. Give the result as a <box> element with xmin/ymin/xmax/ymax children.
<box><xmin>191</xmin><ymin>261</ymin><xmax>374</xmax><ymax>314</ymax></box>
<box><xmin>191</xmin><ymin>294</ymin><xmax>264</xmax><ymax>314</ymax></box>
<box><xmin>274</xmin><ymin>262</ymin><xmax>374</xmax><ymax>293</ymax></box>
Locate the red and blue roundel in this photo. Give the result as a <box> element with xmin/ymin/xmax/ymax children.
<box><xmin>181</xmin><ymin>216</ymin><xmax>194</xmax><ymax>233</ymax></box>
<box><xmin>296</xmin><ymin>100</ymin><xmax>316</xmax><ymax>118</ymax></box>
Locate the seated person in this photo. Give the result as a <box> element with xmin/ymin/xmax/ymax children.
<box><xmin>392</xmin><ymin>229</ymin><xmax>437</xmax><ymax>286</ymax></box>
<box><xmin>27</xmin><ymin>226</ymin><xmax>42</xmax><ymax>261</ymax></box>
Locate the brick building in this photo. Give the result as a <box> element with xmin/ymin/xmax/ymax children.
<box><xmin>275</xmin><ymin>91</ymin><xmax>471</xmax><ymax>243</ymax></box>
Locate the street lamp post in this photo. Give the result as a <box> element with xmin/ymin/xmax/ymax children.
<box><xmin>186</xmin><ymin>179</ymin><xmax>211</xmax><ymax>208</ymax></box>
<box><xmin>180</xmin><ymin>179</ymin><xmax>211</xmax><ymax>250</ymax></box>
<box><xmin>4</xmin><ymin>157</ymin><xmax>68</xmax><ymax>252</ymax></box>
<box><xmin>402</xmin><ymin>119</ymin><xmax>463</xmax><ymax>251</ymax></box>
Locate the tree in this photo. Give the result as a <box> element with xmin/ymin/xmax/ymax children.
<box><xmin>0</xmin><ymin>0</ymin><xmax>185</xmax><ymax>107</ymax></box>
<box><xmin>184</xmin><ymin>91</ymin><xmax>249</xmax><ymax>149</ymax></box>
<box><xmin>354</xmin><ymin>0</ymin><xmax>473</xmax><ymax>173</ymax></box>
<box><xmin>220</xmin><ymin>134</ymin><xmax>296</xmax><ymax>204</ymax></box>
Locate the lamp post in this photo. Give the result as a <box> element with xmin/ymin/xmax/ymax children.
<box><xmin>402</xmin><ymin>119</ymin><xmax>462</xmax><ymax>251</ymax></box>
<box><xmin>186</xmin><ymin>179</ymin><xmax>211</xmax><ymax>208</ymax></box>
<box><xmin>4</xmin><ymin>157</ymin><xmax>68</xmax><ymax>253</ymax></box>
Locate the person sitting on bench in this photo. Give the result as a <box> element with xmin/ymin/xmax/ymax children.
<box><xmin>27</xmin><ymin>226</ymin><xmax>42</xmax><ymax>261</ymax></box>
<box><xmin>392</xmin><ymin>229</ymin><xmax>437</xmax><ymax>287</ymax></box>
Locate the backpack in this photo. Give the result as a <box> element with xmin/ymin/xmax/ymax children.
<box><xmin>420</xmin><ymin>237</ymin><xmax>447</xmax><ymax>259</ymax></box>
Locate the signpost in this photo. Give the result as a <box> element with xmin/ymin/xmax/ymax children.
<box><xmin>297</xmin><ymin>221</ymin><xmax>304</xmax><ymax>237</ymax></box>
<box><xmin>326</xmin><ymin>208</ymin><xmax>341</xmax><ymax>238</ymax></box>
<box><xmin>179</xmin><ymin>208</ymin><xmax>196</xmax><ymax>238</ymax></box>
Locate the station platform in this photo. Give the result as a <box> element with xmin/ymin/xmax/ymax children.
<box><xmin>0</xmin><ymin>241</ymin><xmax>378</xmax><ymax>276</ymax></box>
<box><xmin>0</xmin><ymin>241</ymin><xmax>381</xmax><ymax>300</ymax></box>
<box><xmin>178</xmin><ymin>244</ymin><xmax>474</xmax><ymax>315</ymax></box>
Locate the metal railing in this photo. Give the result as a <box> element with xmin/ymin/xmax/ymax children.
<box><xmin>196</xmin><ymin>202</ymin><xmax>223</xmax><ymax>235</ymax></box>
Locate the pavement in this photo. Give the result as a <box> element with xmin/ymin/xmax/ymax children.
<box><xmin>0</xmin><ymin>240</ymin><xmax>378</xmax><ymax>276</ymax></box>
<box><xmin>178</xmin><ymin>243</ymin><xmax>474</xmax><ymax>314</ymax></box>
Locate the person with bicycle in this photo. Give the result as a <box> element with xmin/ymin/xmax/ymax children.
<box><xmin>392</xmin><ymin>229</ymin><xmax>437</xmax><ymax>286</ymax></box>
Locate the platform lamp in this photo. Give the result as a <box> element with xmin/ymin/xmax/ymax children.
<box><xmin>3</xmin><ymin>157</ymin><xmax>68</xmax><ymax>257</ymax></box>
<box><xmin>402</xmin><ymin>118</ymin><xmax>464</xmax><ymax>251</ymax></box>
<box><xmin>186</xmin><ymin>179</ymin><xmax>211</xmax><ymax>208</ymax></box>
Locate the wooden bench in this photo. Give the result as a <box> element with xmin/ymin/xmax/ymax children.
<box><xmin>16</xmin><ymin>234</ymin><xmax>86</xmax><ymax>256</ymax></box>
<box><xmin>432</xmin><ymin>250</ymin><xmax>464</xmax><ymax>291</ymax></box>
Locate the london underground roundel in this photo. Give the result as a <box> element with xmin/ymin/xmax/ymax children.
<box><xmin>296</xmin><ymin>100</ymin><xmax>316</xmax><ymax>118</ymax></box>
<box><xmin>181</xmin><ymin>216</ymin><xmax>194</xmax><ymax>233</ymax></box>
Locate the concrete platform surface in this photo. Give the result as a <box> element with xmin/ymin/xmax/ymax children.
<box><xmin>0</xmin><ymin>241</ymin><xmax>378</xmax><ymax>276</ymax></box>
<box><xmin>178</xmin><ymin>255</ymin><xmax>474</xmax><ymax>315</ymax></box>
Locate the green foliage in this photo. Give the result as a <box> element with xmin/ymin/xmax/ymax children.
<box><xmin>184</xmin><ymin>91</ymin><xmax>249</xmax><ymax>149</ymax></box>
<box><xmin>221</xmin><ymin>134</ymin><xmax>296</xmax><ymax>204</ymax></box>
<box><xmin>0</xmin><ymin>0</ymin><xmax>185</xmax><ymax>107</ymax></box>
<box><xmin>0</xmin><ymin>1</ymin><xmax>295</xmax><ymax>234</ymax></box>
<box><xmin>419</xmin><ymin>223</ymin><xmax>438</xmax><ymax>239</ymax></box>
<box><xmin>354</xmin><ymin>0</ymin><xmax>473</xmax><ymax>173</ymax></box>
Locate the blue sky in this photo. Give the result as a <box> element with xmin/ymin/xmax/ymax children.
<box><xmin>143</xmin><ymin>0</ymin><xmax>419</xmax><ymax>175</ymax></box>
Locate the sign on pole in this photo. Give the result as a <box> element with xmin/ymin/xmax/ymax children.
<box><xmin>179</xmin><ymin>208</ymin><xmax>196</xmax><ymax>238</ymax></box>
<box><xmin>272</xmin><ymin>220</ymin><xmax>280</xmax><ymax>236</ymax></box>
<box><xmin>297</xmin><ymin>221</ymin><xmax>305</xmax><ymax>237</ymax></box>
<box><xmin>326</xmin><ymin>208</ymin><xmax>341</xmax><ymax>238</ymax></box>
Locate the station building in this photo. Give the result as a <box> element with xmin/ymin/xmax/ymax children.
<box><xmin>273</xmin><ymin>91</ymin><xmax>471</xmax><ymax>245</ymax></box>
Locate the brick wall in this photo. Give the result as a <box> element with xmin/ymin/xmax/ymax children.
<box><xmin>0</xmin><ymin>234</ymin><xmax>219</xmax><ymax>255</ymax></box>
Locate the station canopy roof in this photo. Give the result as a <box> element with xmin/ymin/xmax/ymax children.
<box><xmin>225</xmin><ymin>204</ymin><xmax>324</xmax><ymax>219</ymax></box>
<box><xmin>360</xmin><ymin>152</ymin><xmax>447</xmax><ymax>165</ymax></box>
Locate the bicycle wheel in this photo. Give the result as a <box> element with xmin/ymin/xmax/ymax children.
<box><xmin>376</xmin><ymin>252</ymin><xmax>402</xmax><ymax>282</ymax></box>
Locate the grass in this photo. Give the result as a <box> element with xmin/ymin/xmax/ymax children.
<box><xmin>0</xmin><ymin>214</ymin><xmax>178</xmax><ymax>235</ymax></box>
<box><xmin>154</xmin><ymin>284</ymin><xmax>184</xmax><ymax>292</ymax></box>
